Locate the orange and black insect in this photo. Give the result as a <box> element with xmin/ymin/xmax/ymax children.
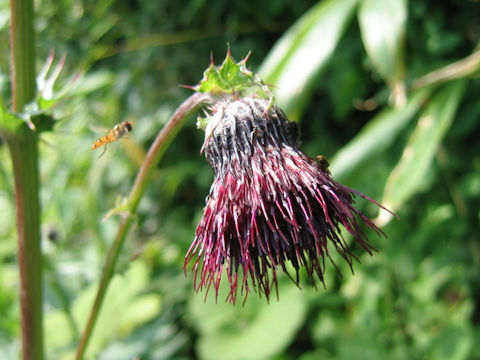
<box><xmin>91</xmin><ymin>121</ymin><xmax>133</xmax><ymax>156</ymax></box>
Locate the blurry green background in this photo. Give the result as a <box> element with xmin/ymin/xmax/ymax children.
<box><xmin>1</xmin><ymin>0</ymin><xmax>479</xmax><ymax>359</ymax></box>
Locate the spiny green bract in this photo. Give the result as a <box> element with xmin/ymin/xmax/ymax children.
<box><xmin>191</xmin><ymin>49</ymin><xmax>274</xmax><ymax>130</ymax></box>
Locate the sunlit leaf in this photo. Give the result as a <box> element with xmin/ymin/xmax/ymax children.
<box><xmin>69</xmin><ymin>71</ymin><xmax>115</xmax><ymax>96</ymax></box>
<box><xmin>44</xmin><ymin>310</ymin><xmax>75</xmax><ymax>352</ymax></box>
<box><xmin>0</xmin><ymin>1</ymin><xmax>9</xmax><ymax>30</ymax></box>
<box><xmin>188</xmin><ymin>280</ymin><xmax>307</xmax><ymax>360</ymax></box>
<box><xmin>358</xmin><ymin>0</ymin><xmax>407</xmax><ymax>105</ymax></box>
<box><xmin>380</xmin><ymin>81</ymin><xmax>466</xmax><ymax>216</ymax></box>
<box><xmin>193</xmin><ymin>50</ymin><xmax>273</xmax><ymax>129</ymax></box>
<box><xmin>68</xmin><ymin>262</ymin><xmax>161</xmax><ymax>359</ymax></box>
<box><xmin>194</xmin><ymin>50</ymin><xmax>271</xmax><ymax>100</ymax></box>
<box><xmin>259</xmin><ymin>0</ymin><xmax>358</xmax><ymax>121</ymax></box>
<box><xmin>118</xmin><ymin>294</ymin><xmax>162</xmax><ymax>335</ymax></box>
<box><xmin>36</xmin><ymin>52</ymin><xmax>84</xmax><ymax>111</ymax></box>
<box><xmin>330</xmin><ymin>88</ymin><xmax>430</xmax><ymax>181</ymax></box>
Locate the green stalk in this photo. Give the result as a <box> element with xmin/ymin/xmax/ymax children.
<box><xmin>7</xmin><ymin>0</ymin><xmax>43</xmax><ymax>359</ymax></box>
<box><xmin>6</xmin><ymin>132</ymin><xmax>43</xmax><ymax>360</ymax></box>
<box><xmin>75</xmin><ymin>92</ymin><xmax>214</xmax><ymax>360</ymax></box>
<box><xmin>412</xmin><ymin>47</ymin><xmax>480</xmax><ymax>89</ymax></box>
<box><xmin>10</xmin><ymin>0</ymin><xmax>36</xmax><ymax>111</ymax></box>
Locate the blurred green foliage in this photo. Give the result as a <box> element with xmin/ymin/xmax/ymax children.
<box><xmin>0</xmin><ymin>0</ymin><xmax>479</xmax><ymax>359</ymax></box>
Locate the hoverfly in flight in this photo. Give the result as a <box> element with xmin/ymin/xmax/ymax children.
<box><xmin>91</xmin><ymin>121</ymin><xmax>133</xmax><ymax>157</ymax></box>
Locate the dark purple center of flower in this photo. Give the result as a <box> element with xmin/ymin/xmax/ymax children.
<box><xmin>204</xmin><ymin>98</ymin><xmax>300</xmax><ymax>179</ymax></box>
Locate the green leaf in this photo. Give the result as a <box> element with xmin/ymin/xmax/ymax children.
<box><xmin>259</xmin><ymin>0</ymin><xmax>358</xmax><ymax>121</ymax></box>
<box><xmin>118</xmin><ymin>294</ymin><xmax>162</xmax><ymax>335</ymax></box>
<box><xmin>29</xmin><ymin>113</ymin><xmax>55</xmax><ymax>133</ymax></box>
<box><xmin>381</xmin><ymin>81</ymin><xmax>466</xmax><ymax>213</ymax></box>
<box><xmin>0</xmin><ymin>100</ymin><xmax>25</xmax><ymax>135</ymax></box>
<box><xmin>69</xmin><ymin>71</ymin><xmax>115</xmax><ymax>96</ymax></box>
<box><xmin>429</xmin><ymin>325</ymin><xmax>473</xmax><ymax>360</ymax></box>
<box><xmin>330</xmin><ymin>88</ymin><xmax>431</xmax><ymax>181</ymax></box>
<box><xmin>0</xmin><ymin>2</ymin><xmax>9</xmax><ymax>30</ymax></box>
<box><xmin>337</xmin><ymin>335</ymin><xmax>389</xmax><ymax>360</ymax></box>
<box><xmin>36</xmin><ymin>53</ymin><xmax>84</xmax><ymax>111</ymax></box>
<box><xmin>358</xmin><ymin>0</ymin><xmax>407</xmax><ymax>104</ymax></box>
<box><xmin>46</xmin><ymin>262</ymin><xmax>162</xmax><ymax>358</ymax></box>
<box><xmin>193</xmin><ymin>50</ymin><xmax>274</xmax><ymax>129</ymax></box>
<box><xmin>188</xmin><ymin>281</ymin><xmax>307</xmax><ymax>360</ymax></box>
<box><xmin>194</xmin><ymin>50</ymin><xmax>272</xmax><ymax>102</ymax></box>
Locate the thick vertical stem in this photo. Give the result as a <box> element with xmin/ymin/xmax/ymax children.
<box><xmin>7</xmin><ymin>132</ymin><xmax>43</xmax><ymax>360</ymax></box>
<box><xmin>10</xmin><ymin>0</ymin><xmax>36</xmax><ymax>110</ymax></box>
<box><xmin>8</xmin><ymin>0</ymin><xmax>43</xmax><ymax>359</ymax></box>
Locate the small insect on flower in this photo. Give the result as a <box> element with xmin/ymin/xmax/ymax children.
<box><xmin>91</xmin><ymin>121</ymin><xmax>134</xmax><ymax>156</ymax></box>
<box><xmin>315</xmin><ymin>155</ymin><xmax>331</xmax><ymax>174</ymax></box>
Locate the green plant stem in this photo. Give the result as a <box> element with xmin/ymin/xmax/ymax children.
<box><xmin>10</xmin><ymin>0</ymin><xmax>36</xmax><ymax>110</ymax></box>
<box><xmin>412</xmin><ymin>47</ymin><xmax>480</xmax><ymax>89</ymax></box>
<box><xmin>8</xmin><ymin>0</ymin><xmax>44</xmax><ymax>359</ymax></box>
<box><xmin>74</xmin><ymin>92</ymin><xmax>215</xmax><ymax>360</ymax></box>
<box><xmin>7</xmin><ymin>131</ymin><xmax>43</xmax><ymax>360</ymax></box>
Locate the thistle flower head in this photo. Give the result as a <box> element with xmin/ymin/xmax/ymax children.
<box><xmin>184</xmin><ymin>96</ymin><xmax>390</xmax><ymax>303</ymax></box>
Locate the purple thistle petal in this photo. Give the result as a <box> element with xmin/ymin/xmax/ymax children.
<box><xmin>184</xmin><ymin>97</ymin><xmax>394</xmax><ymax>303</ymax></box>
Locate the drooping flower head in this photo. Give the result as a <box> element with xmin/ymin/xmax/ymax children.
<box><xmin>184</xmin><ymin>52</ymin><xmax>392</xmax><ymax>303</ymax></box>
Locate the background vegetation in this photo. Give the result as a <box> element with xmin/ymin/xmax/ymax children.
<box><xmin>0</xmin><ymin>0</ymin><xmax>479</xmax><ymax>359</ymax></box>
